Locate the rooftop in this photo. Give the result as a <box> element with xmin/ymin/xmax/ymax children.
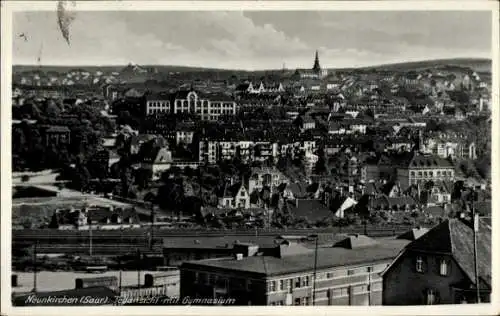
<box><xmin>182</xmin><ymin>238</ymin><xmax>409</xmax><ymax>277</ymax></box>
<box><xmin>405</xmin><ymin>218</ymin><xmax>491</xmax><ymax>288</ymax></box>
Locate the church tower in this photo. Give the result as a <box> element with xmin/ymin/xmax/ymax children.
<box><xmin>312</xmin><ymin>50</ymin><xmax>321</xmax><ymax>72</ymax></box>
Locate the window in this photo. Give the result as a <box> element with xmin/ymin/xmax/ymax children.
<box><xmin>279</xmin><ymin>280</ymin><xmax>284</xmax><ymax>291</ymax></box>
<box><xmin>268</xmin><ymin>281</ymin><xmax>276</xmax><ymax>292</ymax></box>
<box><xmin>331</xmin><ymin>287</ymin><xmax>349</xmax><ymax>298</ymax></box>
<box><xmin>302</xmin><ymin>276</ymin><xmax>309</xmax><ymax>287</ymax></box>
<box><xmin>199</xmin><ymin>273</ymin><xmax>207</xmax><ymax>284</ymax></box>
<box><xmin>347</xmin><ymin>269</ymin><xmax>355</xmax><ymax>276</ymax></box>
<box><xmin>426</xmin><ymin>289</ymin><xmax>437</xmax><ymax>305</ymax></box>
<box><xmin>327</xmin><ymin>272</ymin><xmax>334</xmax><ymax>279</ymax></box>
<box><xmin>367</xmin><ymin>266</ymin><xmax>373</xmax><ymax>273</ymax></box>
<box><xmin>439</xmin><ymin>259</ymin><xmax>448</xmax><ymax>276</ymax></box>
<box><xmin>295</xmin><ymin>277</ymin><xmax>301</xmax><ymax>288</ymax></box>
<box><xmin>416</xmin><ymin>256</ymin><xmax>424</xmax><ymax>273</ymax></box>
<box><xmin>294</xmin><ymin>298</ymin><xmax>301</xmax><ymax>306</ymax></box>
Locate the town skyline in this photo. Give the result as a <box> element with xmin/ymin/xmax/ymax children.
<box><xmin>13</xmin><ymin>11</ymin><xmax>492</xmax><ymax>70</ymax></box>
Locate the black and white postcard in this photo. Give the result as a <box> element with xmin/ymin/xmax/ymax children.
<box><xmin>1</xmin><ymin>1</ymin><xmax>498</xmax><ymax>316</ymax></box>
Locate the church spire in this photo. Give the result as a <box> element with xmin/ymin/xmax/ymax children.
<box><xmin>313</xmin><ymin>50</ymin><xmax>321</xmax><ymax>72</ymax></box>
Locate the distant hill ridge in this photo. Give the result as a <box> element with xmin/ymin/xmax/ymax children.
<box><xmin>13</xmin><ymin>57</ymin><xmax>492</xmax><ymax>75</ymax></box>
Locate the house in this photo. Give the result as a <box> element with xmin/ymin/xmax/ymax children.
<box><xmin>382</xmin><ymin>218</ymin><xmax>491</xmax><ymax>305</ymax></box>
<box><xmin>300</xmin><ymin>116</ymin><xmax>316</xmax><ymax>131</ymax></box>
<box><xmin>140</xmin><ymin>146</ymin><xmax>174</xmax><ymax>179</ymax></box>
<box><xmin>248</xmin><ymin>167</ymin><xmax>289</xmax><ymax>194</ymax></box>
<box><xmin>419</xmin><ymin>181</ymin><xmax>452</xmax><ymax>206</ymax></box>
<box><xmin>218</xmin><ymin>182</ymin><xmax>251</xmax><ymax>209</ymax></box>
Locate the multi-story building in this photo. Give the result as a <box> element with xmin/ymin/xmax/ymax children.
<box><xmin>254</xmin><ymin>141</ymin><xmax>280</xmax><ymax>163</ymax></box>
<box><xmin>382</xmin><ymin>218</ymin><xmax>491</xmax><ymax>305</ymax></box>
<box><xmin>248</xmin><ymin>166</ymin><xmax>289</xmax><ymax>194</ymax></box>
<box><xmin>198</xmin><ymin>140</ymin><xmax>219</xmax><ymax>164</ymax></box>
<box><xmin>421</xmin><ymin>137</ymin><xmax>477</xmax><ymax>160</ymax></box>
<box><xmin>180</xmin><ymin>235</ymin><xmax>410</xmax><ymax>305</ymax></box>
<box><xmin>144</xmin><ymin>90</ymin><xmax>237</xmax><ymax>121</ymax></box>
<box><xmin>145</xmin><ymin>92</ymin><xmax>171</xmax><ymax>116</ymax></box>
<box><xmin>396</xmin><ymin>153</ymin><xmax>455</xmax><ymax>190</ymax></box>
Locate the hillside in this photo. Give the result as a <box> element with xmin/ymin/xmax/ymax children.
<box><xmin>13</xmin><ymin>58</ymin><xmax>492</xmax><ymax>76</ymax></box>
<box><xmin>359</xmin><ymin>58</ymin><xmax>492</xmax><ymax>73</ymax></box>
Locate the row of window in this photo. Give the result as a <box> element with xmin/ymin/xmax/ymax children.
<box><xmin>416</xmin><ymin>256</ymin><xmax>450</xmax><ymax>276</ymax></box>
<box><xmin>196</xmin><ymin>109</ymin><xmax>235</xmax><ymax>114</ymax></box>
<box><xmin>409</xmin><ymin>170</ymin><xmax>454</xmax><ymax>177</ymax></box>
<box><xmin>267</xmin><ymin>276</ymin><xmax>311</xmax><ymax>293</ymax></box>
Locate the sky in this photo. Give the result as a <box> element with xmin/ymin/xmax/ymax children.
<box><xmin>12</xmin><ymin>10</ymin><xmax>492</xmax><ymax>70</ymax></box>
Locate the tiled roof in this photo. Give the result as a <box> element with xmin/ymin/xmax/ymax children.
<box><xmin>46</xmin><ymin>126</ymin><xmax>70</xmax><ymax>133</ymax></box>
<box><xmin>406</xmin><ymin>153</ymin><xmax>453</xmax><ymax>169</ymax></box>
<box><xmin>397</xmin><ymin>227</ymin><xmax>429</xmax><ymax>241</ymax></box>
<box><xmin>287</xmin><ymin>199</ymin><xmax>333</xmax><ymax>222</ymax></box>
<box><xmin>406</xmin><ymin>219</ymin><xmax>491</xmax><ymax>287</ymax></box>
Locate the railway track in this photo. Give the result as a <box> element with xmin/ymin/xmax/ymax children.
<box><xmin>13</xmin><ymin>226</ymin><xmax>410</xmax><ymax>239</ymax></box>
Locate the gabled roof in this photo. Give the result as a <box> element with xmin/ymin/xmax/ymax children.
<box><xmin>222</xmin><ymin>182</ymin><xmax>246</xmax><ymax>199</ymax></box>
<box><xmin>405</xmin><ymin>153</ymin><xmax>453</xmax><ymax>169</ymax></box>
<box><xmin>397</xmin><ymin>227</ymin><xmax>429</xmax><ymax>241</ymax></box>
<box><xmin>405</xmin><ymin>219</ymin><xmax>491</xmax><ymax>287</ymax></box>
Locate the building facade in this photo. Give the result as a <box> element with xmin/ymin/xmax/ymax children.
<box><xmin>396</xmin><ymin>153</ymin><xmax>455</xmax><ymax>189</ymax></box>
<box><xmin>382</xmin><ymin>219</ymin><xmax>491</xmax><ymax>305</ymax></box>
<box><xmin>180</xmin><ymin>236</ymin><xmax>409</xmax><ymax>306</ymax></box>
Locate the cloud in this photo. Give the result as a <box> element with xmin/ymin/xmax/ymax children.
<box><xmin>12</xmin><ymin>10</ymin><xmax>492</xmax><ymax>69</ymax></box>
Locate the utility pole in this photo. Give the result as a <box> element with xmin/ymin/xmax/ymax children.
<box><xmin>150</xmin><ymin>203</ymin><xmax>155</xmax><ymax>250</ymax></box>
<box><xmin>368</xmin><ymin>266</ymin><xmax>372</xmax><ymax>306</ymax></box>
<box><xmin>310</xmin><ymin>234</ymin><xmax>319</xmax><ymax>306</ymax></box>
<box><xmin>89</xmin><ymin>211</ymin><xmax>93</xmax><ymax>257</ymax></box>
<box><xmin>137</xmin><ymin>248</ymin><xmax>141</xmax><ymax>290</ymax></box>
<box><xmin>118</xmin><ymin>256</ymin><xmax>122</xmax><ymax>296</ymax></box>
<box><xmin>471</xmin><ymin>190</ymin><xmax>481</xmax><ymax>303</ymax></box>
<box><xmin>33</xmin><ymin>240</ymin><xmax>38</xmax><ymax>293</ymax></box>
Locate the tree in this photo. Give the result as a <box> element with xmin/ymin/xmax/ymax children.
<box><xmin>314</xmin><ymin>154</ymin><xmax>327</xmax><ymax>175</ymax></box>
<box><xmin>48</xmin><ymin>212</ymin><xmax>59</xmax><ymax>229</ymax></box>
<box><xmin>45</xmin><ymin>101</ymin><xmax>62</xmax><ymax>117</ymax></box>
<box><xmin>134</xmin><ymin>168</ymin><xmax>153</xmax><ymax>190</ymax></box>
<box><xmin>73</xmin><ymin>164</ymin><xmax>91</xmax><ymax>192</ymax></box>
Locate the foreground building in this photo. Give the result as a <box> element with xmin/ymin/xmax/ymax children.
<box><xmin>382</xmin><ymin>218</ymin><xmax>491</xmax><ymax>305</ymax></box>
<box><xmin>180</xmin><ymin>235</ymin><xmax>410</xmax><ymax>305</ymax></box>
